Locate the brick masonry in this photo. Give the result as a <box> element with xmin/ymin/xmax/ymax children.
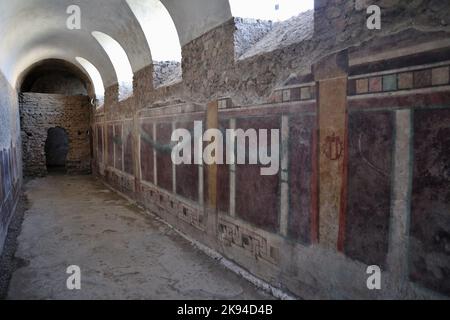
<box><xmin>19</xmin><ymin>93</ymin><xmax>92</xmax><ymax>176</ymax></box>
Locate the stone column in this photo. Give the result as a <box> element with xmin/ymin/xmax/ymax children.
<box><xmin>314</xmin><ymin>51</ymin><xmax>349</xmax><ymax>251</ymax></box>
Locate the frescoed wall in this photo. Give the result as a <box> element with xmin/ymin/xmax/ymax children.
<box><xmin>39</xmin><ymin>1</ymin><xmax>450</xmax><ymax>299</ymax></box>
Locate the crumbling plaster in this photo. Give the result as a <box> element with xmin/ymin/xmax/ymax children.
<box><xmin>0</xmin><ymin>0</ymin><xmax>233</xmax><ymax>90</ymax></box>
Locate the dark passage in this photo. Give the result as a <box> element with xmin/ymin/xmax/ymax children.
<box><xmin>45</xmin><ymin>127</ymin><xmax>69</xmax><ymax>173</ymax></box>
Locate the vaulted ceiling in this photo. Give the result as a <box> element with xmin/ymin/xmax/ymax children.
<box><xmin>0</xmin><ymin>0</ymin><xmax>232</xmax><ymax>90</ymax></box>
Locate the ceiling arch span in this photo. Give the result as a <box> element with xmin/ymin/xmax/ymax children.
<box><xmin>19</xmin><ymin>58</ymin><xmax>94</xmax><ymax>96</ymax></box>
<box><xmin>126</xmin><ymin>0</ymin><xmax>181</xmax><ymax>62</ymax></box>
<box><xmin>0</xmin><ymin>0</ymin><xmax>234</xmax><ymax>89</ymax></box>
<box><xmin>9</xmin><ymin>30</ymin><xmax>118</xmax><ymax>89</ymax></box>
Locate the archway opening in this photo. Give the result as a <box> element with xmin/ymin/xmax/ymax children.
<box><xmin>19</xmin><ymin>59</ymin><xmax>93</xmax><ymax>177</ymax></box>
<box><xmin>19</xmin><ymin>59</ymin><xmax>93</xmax><ymax>96</ymax></box>
<box><xmin>45</xmin><ymin>127</ymin><xmax>69</xmax><ymax>174</ymax></box>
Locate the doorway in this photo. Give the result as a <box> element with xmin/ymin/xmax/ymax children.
<box><xmin>45</xmin><ymin>127</ymin><xmax>69</xmax><ymax>174</ymax></box>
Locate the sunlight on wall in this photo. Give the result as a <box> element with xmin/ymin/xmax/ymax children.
<box><xmin>126</xmin><ymin>0</ymin><xmax>181</xmax><ymax>62</ymax></box>
<box><xmin>92</xmin><ymin>31</ymin><xmax>133</xmax><ymax>101</ymax></box>
<box><xmin>229</xmin><ymin>0</ymin><xmax>314</xmax><ymax>21</ymax></box>
<box><xmin>76</xmin><ymin>57</ymin><xmax>105</xmax><ymax>106</ymax></box>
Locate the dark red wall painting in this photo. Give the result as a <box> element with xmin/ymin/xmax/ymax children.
<box><xmin>156</xmin><ymin>122</ymin><xmax>173</xmax><ymax>193</ymax></box>
<box><xmin>124</xmin><ymin>122</ymin><xmax>134</xmax><ymax>176</ymax></box>
<box><xmin>235</xmin><ymin>116</ymin><xmax>280</xmax><ymax>233</ymax></box>
<box><xmin>344</xmin><ymin>111</ymin><xmax>394</xmax><ymax>267</ymax></box>
<box><xmin>288</xmin><ymin>115</ymin><xmax>316</xmax><ymax>244</ymax></box>
<box><xmin>411</xmin><ymin>108</ymin><xmax>450</xmax><ymax>295</ymax></box>
<box><xmin>175</xmin><ymin>121</ymin><xmax>199</xmax><ymax>202</ymax></box>
<box><xmin>140</xmin><ymin>121</ymin><xmax>154</xmax><ymax>184</ymax></box>
<box><xmin>114</xmin><ymin>124</ymin><xmax>123</xmax><ymax>171</ymax></box>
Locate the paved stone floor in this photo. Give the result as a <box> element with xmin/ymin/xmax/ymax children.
<box><xmin>7</xmin><ymin>175</ymin><xmax>271</xmax><ymax>300</ymax></box>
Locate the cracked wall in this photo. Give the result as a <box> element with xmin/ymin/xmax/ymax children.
<box><xmin>19</xmin><ymin>93</ymin><xmax>92</xmax><ymax>177</ymax></box>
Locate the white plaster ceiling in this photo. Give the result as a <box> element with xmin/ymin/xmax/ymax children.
<box><xmin>0</xmin><ymin>0</ymin><xmax>232</xmax><ymax>89</ymax></box>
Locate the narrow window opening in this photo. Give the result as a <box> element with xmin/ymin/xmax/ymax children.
<box><xmin>45</xmin><ymin>127</ymin><xmax>69</xmax><ymax>174</ymax></box>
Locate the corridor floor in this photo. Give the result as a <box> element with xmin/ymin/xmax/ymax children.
<box><xmin>6</xmin><ymin>175</ymin><xmax>271</xmax><ymax>300</ymax></box>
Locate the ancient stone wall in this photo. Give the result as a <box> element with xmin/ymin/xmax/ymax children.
<box><xmin>92</xmin><ymin>2</ymin><xmax>450</xmax><ymax>299</ymax></box>
<box><xmin>19</xmin><ymin>93</ymin><xmax>92</xmax><ymax>176</ymax></box>
<box><xmin>152</xmin><ymin>61</ymin><xmax>182</xmax><ymax>88</ymax></box>
<box><xmin>314</xmin><ymin>0</ymin><xmax>450</xmax><ymax>47</ymax></box>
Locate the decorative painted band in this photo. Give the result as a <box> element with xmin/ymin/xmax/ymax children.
<box><xmin>218</xmin><ymin>215</ymin><xmax>279</xmax><ymax>266</ymax></box>
<box><xmin>272</xmin><ymin>85</ymin><xmax>317</xmax><ymax>104</ymax></box>
<box><xmin>349</xmin><ymin>65</ymin><xmax>450</xmax><ymax>96</ymax></box>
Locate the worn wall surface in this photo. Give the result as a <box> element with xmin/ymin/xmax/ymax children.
<box><xmin>20</xmin><ymin>93</ymin><xmax>91</xmax><ymax>176</ymax></box>
<box><xmin>90</xmin><ymin>2</ymin><xmax>450</xmax><ymax>299</ymax></box>
<box><xmin>0</xmin><ymin>71</ymin><xmax>21</xmax><ymax>255</ymax></box>
<box><xmin>411</xmin><ymin>109</ymin><xmax>450</xmax><ymax>296</ymax></box>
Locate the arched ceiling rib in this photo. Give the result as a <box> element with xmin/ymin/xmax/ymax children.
<box><xmin>92</xmin><ymin>31</ymin><xmax>134</xmax><ymax>100</ymax></box>
<box><xmin>161</xmin><ymin>0</ymin><xmax>232</xmax><ymax>45</ymax></box>
<box><xmin>76</xmin><ymin>57</ymin><xmax>105</xmax><ymax>103</ymax></box>
<box><xmin>0</xmin><ymin>0</ymin><xmax>233</xmax><ymax>89</ymax></box>
<box><xmin>19</xmin><ymin>59</ymin><xmax>93</xmax><ymax>96</ymax></box>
